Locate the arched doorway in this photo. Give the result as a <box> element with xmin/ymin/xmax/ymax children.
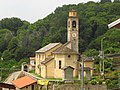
<box><xmin>24</xmin><ymin>65</ymin><xmax>28</xmax><ymax>72</ymax></box>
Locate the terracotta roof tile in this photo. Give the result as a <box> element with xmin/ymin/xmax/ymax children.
<box><xmin>12</xmin><ymin>76</ymin><xmax>36</xmax><ymax>89</ymax></box>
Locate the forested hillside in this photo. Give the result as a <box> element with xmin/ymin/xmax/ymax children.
<box><xmin>83</xmin><ymin>28</ymin><xmax>120</xmax><ymax>56</ymax></box>
<box><xmin>0</xmin><ymin>1</ymin><xmax>120</xmax><ymax>86</ymax></box>
<box><xmin>0</xmin><ymin>1</ymin><xmax>120</xmax><ymax>62</ymax></box>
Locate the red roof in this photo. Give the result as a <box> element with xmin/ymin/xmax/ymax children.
<box><xmin>12</xmin><ymin>76</ymin><xmax>36</xmax><ymax>89</ymax></box>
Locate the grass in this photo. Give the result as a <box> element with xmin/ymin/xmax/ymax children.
<box><xmin>46</xmin><ymin>78</ymin><xmax>62</xmax><ymax>81</ymax></box>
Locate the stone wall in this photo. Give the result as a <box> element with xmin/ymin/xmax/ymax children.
<box><xmin>46</xmin><ymin>83</ymin><xmax>107</xmax><ymax>90</ymax></box>
<box><xmin>37</xmin><ymin>81</ymin><xmax>107</xmax><ymax>90</ymax></box>
<box><xmin>84</xmin><ymin>84</ymin><xmax>107</xmax><ymax>90</ymax></box>
<box><xmin>54</xmin><ymin>84</ymin><xmax>80</xmax><ymax>90</ymax></box>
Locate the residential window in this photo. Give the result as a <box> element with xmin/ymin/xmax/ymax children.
<box><xmin>32</xmin><ymin>85</ymin><xmax>34</xmax><ymax>90</ymax></box>
<box><xmin>73</xmin><ymin>12</ymin><xmax>76</xmax><ymax>16</ymax></box>
<box><xmin>26</xmin><ymin>86</ymin><xmax>28</xmax><ymax>89</ymax></box>
<box><xmin>59</xmin><ymin>61</ymin><xmax>61</xmax><ymax>69</ymax></box>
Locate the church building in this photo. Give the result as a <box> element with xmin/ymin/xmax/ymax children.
<box><xmin>29</xmin><ymin>10</ymin><xmax>94</xmax><ymax>79</ymax></box>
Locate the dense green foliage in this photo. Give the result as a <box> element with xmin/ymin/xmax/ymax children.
<box><xmin>0</xmin><ymin>58</ymin><xmax>28</xmax><ymax>82</ymax></box>
<box><xmin>114</xmin><ymin>0</ymin><xmax>120</xmax><ymax>2</ymax></box>
<box><xmin>84</xmin><ymin>28</ymin><xmax>120</xmax><ymax>56</ymax></box>
<box><xmin>101</xmin><ymin>0</ymin><xmax>112</xmax><ymax>3</ymax></box>
<box><xmin>0</xmin><ymin>1</ymin><xmax>120</xmax><ymax>87</ymax></box>
<box><xmin>0</xmin><ymin>2</ymin><xmax>120</xmax><ymax>61</ymax></box>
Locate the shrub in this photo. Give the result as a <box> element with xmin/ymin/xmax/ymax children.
<box><xmin>90</xmin><ymin>79</ymin><xmax>97</xmax><ymax>85</ymax></box>
<box><xmin>98</xmin><ymin>80</ymin><xmax>102</xmax><ymax>85</ymax></box>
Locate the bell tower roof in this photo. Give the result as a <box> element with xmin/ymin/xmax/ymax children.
<box><xmin>69</xmin><ymin>9</ymin><xmax>77</xmax><ymax>17</ymax></box>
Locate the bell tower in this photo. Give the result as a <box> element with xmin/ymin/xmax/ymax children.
<box><xmin>67</xmin><ymin>9</ymin><xmax>79</xmax><ymax>53</ymax></box>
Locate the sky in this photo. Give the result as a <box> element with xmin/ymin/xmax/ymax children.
<box><xmin>0</xmin><ymin>0</ymin><xmax>98</xmax><ymax>23</ymax></box>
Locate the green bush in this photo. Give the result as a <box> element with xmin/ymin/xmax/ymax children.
<box><xmin>90</xmin><ymin>79</ymin><xmax>97</xmax><ymax>85</ymax></box>
<box><xmin>106</xmin><ymin>79</ymin><xmax>111</xmax><ymax>85</ymax></box>
<box><xmin>98</xmin><ymin>80</ymin><xmax>103</xmax><ymax>85</ymax></box>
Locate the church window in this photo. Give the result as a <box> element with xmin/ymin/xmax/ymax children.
<box><xmin>68</xmin><ymin>21</ymin><xmax>70</xmax><ymax>27</ymax></box>
<box><xmin>59</xmin><ymin>61</ymin><xmax>61</xmax><ymax>69</ymax></box>
<box><xmin>79</xmin><ymin>64</ymin><xmax>82</xmax><ymax>67</ymax></box>
<box><xmin>73</xmin><ymin>12</ymin><xmax>76</xmax><ymax>16</ymax></box>
<box><xmin>68</xmin><ymin>55</ymin><xmax>71</xmax><ymax>58</ymax></box>
<box><xmin>54</xmin><ymin>60</ymin><xmax>56</xmax><ymax>68</ymax></box>
<box><xmin>72</xmin><ymin>21</ymin><xmax>76</xmax><ymax>28</ymax></box>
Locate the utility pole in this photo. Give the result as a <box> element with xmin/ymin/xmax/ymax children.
<box><xmin>81</xmin><ymin>56</ymin><xmax>84</xmax><ymax>90</ymax></box>
<box><xmin>0</xmin><ymin>57</ymin><xmax>3</xmax><ymax>81</ymax></box>
<box><xmin>118</xmin><ymin>73</ymin><xmax>120</xmax><ymax>89</ymax></box>
<box><xmin>100</xmin><ymin>37</ymin><xmax>105</xmax><ymax>79</ymax></box>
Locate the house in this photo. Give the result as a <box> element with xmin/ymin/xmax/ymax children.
<box><xmin>108</xmin><ymin>18</ymin><xmax>120</xmax><ymax>28</ymax></box>
<box><xmin>29</xmin><ymin>57</ymin><xmax>36</xmax><ymax>70</ymax></box>
<box><xmin>30</xmin><ymin>10</ymin><xmax>94</xmax><ymax>79</ymax></box>
<box><xmin>84</xmin><ymin>57</ymin><xmax>94</xmax><ymax>76</ymax></box>
<box><xmin>4</xmin><ymin>71</ymin><xmax>38</xmax><ymax>86</ymax></box>
<box><xmin>0</xmin><ymin>83</ymin><xmax>16</xmax><ymax>90</ymax></box>
<box><xmin>12</xmin><ymin>76</ymin><xmax>37</xmax><ymax>90</ymax></box>
<box><xmin>79</xmin><ymin>57</ymin><xmax>94</xmax><ymax>80</ymax></box>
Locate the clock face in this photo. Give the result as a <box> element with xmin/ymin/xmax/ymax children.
<box><xmin>72</xmin><ymin>33</ymin><xmax>76</xmax><ymax>37</ymax></box>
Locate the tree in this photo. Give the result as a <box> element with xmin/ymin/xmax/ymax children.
<box><xmin>91</xmin><ymin>21</ymin><xmax>98</xmax><ymax>38</ymax></box>
<box><xmin>7</xmin><ymin>37</ymin><xmax>18</xmax><ymax>52</ymax></box>
<box><xmin>101</xmin><ymin>0</ymin><xmax>112</xmax><ymax>3</ymax></box>
<box><xmin>83</xmin><ymin>49</ymin><xmax>99</xmax><ymax>56</ymax></box>
<box><xmin>0</xmin><ymin>29</ymin><xmax>12</xmax><ymax>52</ymax></box>
<box><xmin>2</xmin><ymin>50</ymin><xmax>13</xmax><ymax>61</ymax></box>
<box><xmin>114</xmin><ymin>0</ymin><xmax>120</xmax><ymax>2</ymax></box>
<box><xmin>87</xmin><ymin>28</ymin><xmax>120</xmax><ymax>54</ymax></box>
<box><xmin>0</xmin><ymin>17</ymin><xmax>23</xmax><ymax>36</ymax></box>
<box><xmin>0</xmin><ymin>2</ymin><xmax>120</xmax><ymax>61</ymax></box>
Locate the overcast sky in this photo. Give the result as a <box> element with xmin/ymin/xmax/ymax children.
<box><xmin>0</xmin><ymin>0</ymin><xmax>99</xmax><ymax>23</ymax></box>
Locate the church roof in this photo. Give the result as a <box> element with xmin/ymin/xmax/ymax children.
<box><xmin>108</xmin><ymin>18</ymin><xmax>120</xmax><ymax>28</ymax></box>
<box><xmin>41</xmin><ymin>57</ymin><xmax>54</xmax><ymax>65</ymax></box>
<box><xmin>52</xmin><ymin>42</ymin><xmax>78</xmax><ymax>55</ymax></box>
<box><xmin>36</xmin><ymin>43</ymin><xmax>61</xmax><ymax>53</ymax></box>
<box><xmin>61</xmin><ymin>66</ymin><xmax>74</xmax><ymax>70</ymax></box>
